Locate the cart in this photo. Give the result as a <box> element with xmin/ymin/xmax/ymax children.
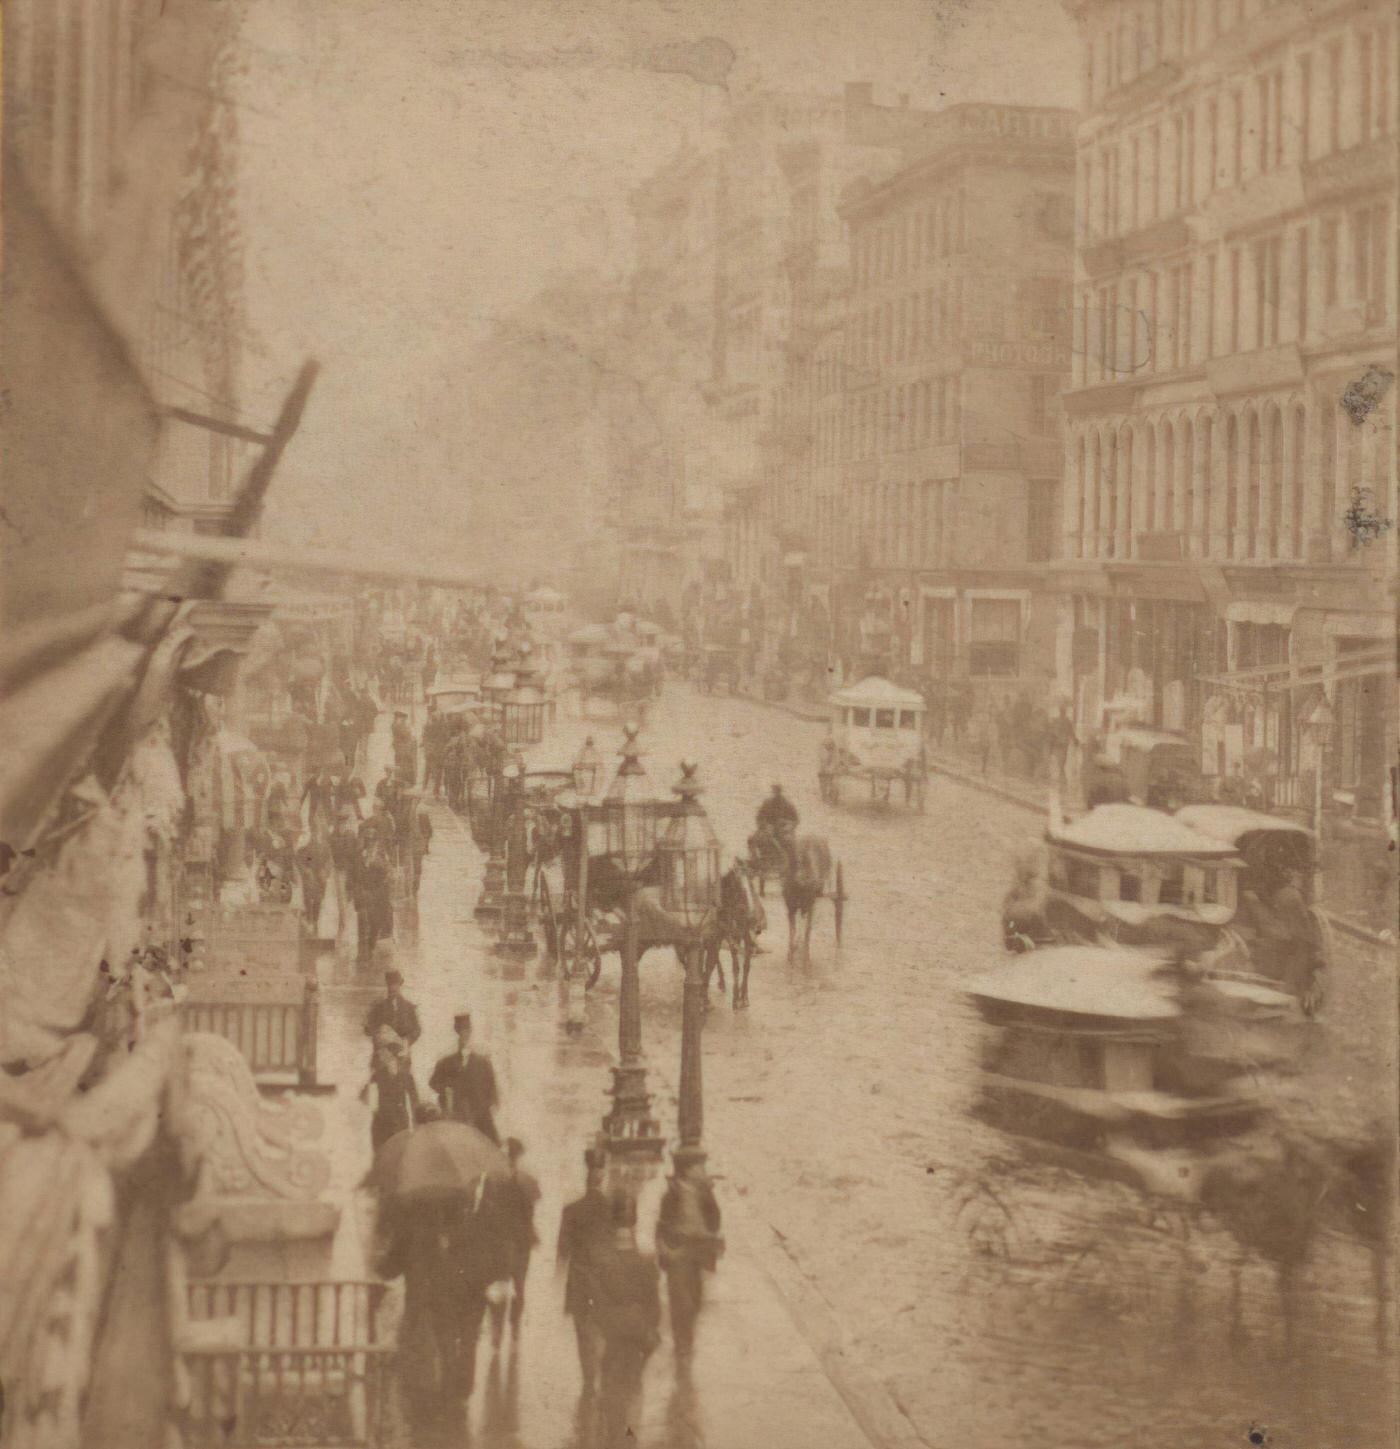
<box><xmin>820</xmin><ymin>677</ymin><xmax>927</xmax><ymax>810</ymax></box>
<box><xmin>697</xmin><ymin>645</ymin><xmax>740</xmax><ymax>696</ymax></box>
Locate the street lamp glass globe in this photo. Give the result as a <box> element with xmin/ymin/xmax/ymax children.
<box><xmin>659</xmin><ymin>763</ymin><xmax>721</xmax><ymax>931</ymax></box>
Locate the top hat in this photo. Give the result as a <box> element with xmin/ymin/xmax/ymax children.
<box><xmin>452</xmin><ymin>1011</ymin><xmax>472</xmax><ymax>1030</ymax></box>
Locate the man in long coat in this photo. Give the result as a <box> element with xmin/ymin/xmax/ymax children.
<box><xmin>363</xmin><ymin>969</ymin><xmax>421</xmax><ymax>1059</ymax></box>
<box><xmin>429</xmin><ymin>1012</ymin><xmax>500</xmax><ymax>1144</ymax></box>
<box><xmin>556</xmin><ymin>1148</ymin><xmax>612</xmax><ymax>1396</ymax></box>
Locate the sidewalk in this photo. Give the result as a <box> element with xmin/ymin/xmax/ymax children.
<box><xmin>316</xmin><ymin>768</ymin><xmax>877</xmax><ymax>1447</ymax></box>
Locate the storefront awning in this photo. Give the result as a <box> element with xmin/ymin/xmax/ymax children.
<box><xmin>1200</xmin><ymin>644</ymin><xmax>1392</xmax><ymax>694</ymax></box>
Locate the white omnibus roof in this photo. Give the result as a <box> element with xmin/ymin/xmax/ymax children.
<box><xmin>829</xmin><ymin>676</ymin><xmax>925</xmax><ymax>710</ymax></box>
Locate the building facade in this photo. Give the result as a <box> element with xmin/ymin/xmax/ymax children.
<box><xmin>836</xmin><ymin>103</ymin><xmax>1076</xmax><ymax>701</ymax></box>
<box><xmin>1056</xmin><ymin>0</ymin><xmax>1395</xmax><ymax>831</ymax></box>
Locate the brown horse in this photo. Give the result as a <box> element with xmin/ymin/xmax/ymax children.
<box><xmin>773</xmin><ymin>834</ymin><xmax>839</xmax><ymax>960</ymax></box>
<box><xmin>705</xmin><ymin>862</ymin><xmax>766</xmax><ymax>1007</ymax></box>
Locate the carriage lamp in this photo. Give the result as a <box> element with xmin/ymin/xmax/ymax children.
<box><xmin>658</xmin><ymin>762</ymin><xmax>721</xmax><ymax>934</ymax></box>
<box><xmin>600</xmin><ymin>724</ymin><xmax>659</xmax><ymax>876</ymax></box>
<box><xmin>501</xmin><ymin>683</ymin><xmax>547</xmax><ymax>746</ymax></box>
<box><xmin>572</xmin><ymin>736</ymin><xmax>604</xmax><ymax>797</ymax></box>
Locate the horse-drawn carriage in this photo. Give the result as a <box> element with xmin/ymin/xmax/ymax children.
<box><xmin>819</xmin><ymin>677</ymin><xmax>927</xmax><ymax>810</ymax></box>
<box><xmin>696</xmin><ymin>644</ymin><xmax>741</xmax><ymax>696</ymax></box>
<box><xmin>1001</xmin><ymin>801</ymin><xmax>1332</xmax><ymax>1014</ymax></box>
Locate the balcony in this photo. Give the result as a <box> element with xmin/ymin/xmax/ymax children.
<box><xmin>1207</xmin><ymin>343</ymin><xmax>1303</xmax><ymax>399</ymax></box>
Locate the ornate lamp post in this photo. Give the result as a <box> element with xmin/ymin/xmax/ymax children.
<box><xmin>493</xmin><ymin>758</ymin><xmax>536</xmax><ymax>960</ymax></box>
<box><xmin>599</xmin><ymin>724</ymin><xmax>665</xmax><ymax>1158</ymax></box>
<box><xmin>658</xmin><ymin>762</ymin><xmax>721</xmax><ymax>1172</ymax></box>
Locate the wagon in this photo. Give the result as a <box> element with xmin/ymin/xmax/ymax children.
<box><xmin>697</xmin><ymin>645</ymin><xmax>740</xmax><ymax>696</ymax></box>
<box><xmin>820</xmin><ymin>677</ymin><xmax>927</xmax><ymax>809</ymax></box>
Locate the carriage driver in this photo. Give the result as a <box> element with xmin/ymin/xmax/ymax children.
<box><xmin>755</xmin><ymin>783</ymin><xmax>799</xmax><ymax>841</ymax></box>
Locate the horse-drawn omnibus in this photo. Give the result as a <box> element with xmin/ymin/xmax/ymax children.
<box><xmin>819</xmin><ymin>677</ymin><xmax>927</xmax><ymax>809</ymax></box>
<box><xmin>1001</xmin><ymin>801</ymin><xmax>1331</xmax><ymax>1014</ymax></box>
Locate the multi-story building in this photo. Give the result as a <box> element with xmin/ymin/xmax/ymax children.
<box><xmin>1055</xmin><ymin>0</ymin><xmax>1395</xmax><ymax>830</ymax></box>
<box><xmin>836</xmin><ymin>103</ymin><xmax>1076</xmax><ymax>697</ymax></box>
<box><xmin>6</xmin><ymin>0</ymin><xmax>250</xmax><ymax>545</ymax></box>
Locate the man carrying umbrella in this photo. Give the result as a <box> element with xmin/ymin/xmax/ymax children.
<box><xmin>429</xmin><ymin>1012</ymin><xmax>501</xmax><ymax>1145</ymax></box>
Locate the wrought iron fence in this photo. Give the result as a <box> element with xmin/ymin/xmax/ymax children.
<box><xmin>181</xmin><ymin>1346</ymin><xmax>392</xmax><ymax>1447</ymax></box>
<box><xmin>187</xmin><ymin>1280</ymin><xmax>388</xmax><ymax>1350</ymax></box>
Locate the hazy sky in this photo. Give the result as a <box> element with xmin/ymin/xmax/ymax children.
<box><xmin>235</xmin><ymin>0</ymin><xmax>1079</xmax><ymax>563</ymax></box>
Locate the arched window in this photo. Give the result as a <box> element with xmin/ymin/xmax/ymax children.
<box><xmin>1179</xmin><ymin>417</ymin><xmax>1193</xmax><ymax>545</ymax></box>
<box><xmin>1225</xmin><ymin>414</ymin><xmax>1238</xmax><ymax>555</ymax></box>
<box><xmin>1075</xmin><ymin>434</ymin><xmax>1087</xmax><ymax>555</ymax></box>
<box><xmin>1091</xmin><ymin>430</ymin><xmax>1103</xmax><ymax>554</ymax></box>
<box><xmin>1198</xmin><ymin>414</ymin><xmax>1212</xmax><ymax>554</ymax></box>
<box><xmin>1267</xmin><ymin>406</ymin><xmax>1283</xmax><ymax>558</ymax></box>
<box><xmin>1163</xmin><ymin>420</ymin><xmax>1177</xmax><ymax>534</ymax></box>
<box><xmin>1321</xmin><ymin>402</ymin><xmax>1336</xmax><ymax>553</ymax></box>
<box><xmin>1246</xmin><ymin>409</ymin><xmax>1261</xmax><ymax>558</ymax></box>
<box><xmin>1291</xmin><ymin>404</ymin><xmax>1306</xmax><ymax>558</ymax></box>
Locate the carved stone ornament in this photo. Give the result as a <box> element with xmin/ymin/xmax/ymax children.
<box><xmin>170</xmin><ymin>1031</ymin><xmax>331</xmax><ymax>1211</ymax></box>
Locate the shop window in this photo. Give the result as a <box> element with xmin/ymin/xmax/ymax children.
<box><xmin>969</xmin><ymin>598</ymin><xmax>1021</xmax><ymax>677</ymax></box>
<box><xmin>852</xmin><ymin>707</ymin><xmax>870</xmax><ymax>727</ymax></box>
<box><xmin>899</xmin><ymin>710</ymin><xmax>918</xmax><ymax>729</ymax></box>
<box><xmin>875</xmin><ymin>709</ymin><xmax>895</xmax><ymax>728</ymax></box>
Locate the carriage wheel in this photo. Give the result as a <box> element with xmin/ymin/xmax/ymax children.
<box><xmin>832</xmin><ymin>861</ymin><xmax>846</xmax><ymax>946</ymax></box>
<box><xmin>559</xmin><ymin>916</ymin><xmax>603</xmax><ymax>988</ymax></box>
<box><xmin>538</xmin><ymin>875</ymin><xmax>560</xmax><ymax>962</ymax></box>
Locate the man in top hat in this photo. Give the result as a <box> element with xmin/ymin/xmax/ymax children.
<box><xmin>363</xmin><ymin>969</ymin><xmax>421</xmax><ymax>1064</ymax></box>
<box><xmin>429</xmin><ymin>1012</ymin><xmax>500</xmax><ymax>1144</ymax></box>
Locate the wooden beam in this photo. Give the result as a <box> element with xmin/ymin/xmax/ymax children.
<box><xmin>164</xmin><ymin>406</ymin><xmax>273</xmax><ymax>447</ymax></box>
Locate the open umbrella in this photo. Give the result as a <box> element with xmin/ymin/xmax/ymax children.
<box><xmin>363</xmin><ymin>1119</ymin><xmax>508</xmax><ymax>1201</ymax></box>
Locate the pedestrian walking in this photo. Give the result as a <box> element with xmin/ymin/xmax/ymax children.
<box><xmin>330</xmin><ymin>811</ymin><xmax>359</xmax><ymax>944</ymax></box>
<box><xmin>488</xmin><ymin>1137</ymin><xmax>541</xmax><ymax>1349</ymax></box>
<box><xmin>423</xmin><ymin>707</ymin><xmax>448</xmax><ymax>796</ymax></box>
<box><xmin>593</xmin><ymin>1192</ymin><xmax>661</xmax><ymax>1447</ymax></box>
<box><xmin>429</xmin><ymin>1012</ymin><xmax>500</xmax><ymax>1144</ymax></box>
<box><xmin>364</xmin><ymin>969</ymin><xmax>421</xmax><ymax>1063</ymax></box>
<box><xmin>557</xmin><ymin>1148</ymin><xmax>611</xmax><ymax>1397</ymax></box>
<box><xmin>300</xmin><ymin>765</ymin><xmax>337</xmax><ymax>833</ymax></box>
<box><xmin>295</xmin><ymin>830</ymin><xmax>331</xmax><ymax>933</ymax></box>
<box><xmin>362</xmin><ymin>1039</ymin><xmax>418</xmax><ymax>1152</ymax></box>
<box><xmin>655</xmin><ymin>1158</ymin><xmax>723</xmax><ymax>1363</ymax></box>
<box><xmin>334</xmin><ymin>770</ymin><xmax>366</xmax><ymax>821</ymax></box>
<box><xmin>356</xmin><ymin>844</ymin><xmax>395</xmax><ymax>961</ymax></box>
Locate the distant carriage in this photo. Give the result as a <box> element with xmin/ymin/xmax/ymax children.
<box><xmin>820</xmin><ymin>677</ymin><xmax>927</xmax><ymax>810</ymax></box>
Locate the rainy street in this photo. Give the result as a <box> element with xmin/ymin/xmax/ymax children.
<box><xmin>310</xmin><ymin>679</ymin><xmax>1395</xmax><ymax>1449</ymax></box>
<box><xmin>7</xmin><ymin>2</ymin><xmax>1398</xmax><ymax>1447</ymax></box>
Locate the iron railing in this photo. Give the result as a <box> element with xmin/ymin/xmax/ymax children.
<box><xmin>179</xmin><ymin>982</ymin><xmax>319</xmax><ymax>1086</ymax></box>
<box><xmin>181</xmin><ymin>1346</ymin><xmax>392</xmax><ymax>1448</ymax></box>
<box><xmin>187</xmin><ymin>1280</ymin><xmax>387</xmax><ymax>1350</ymax></box>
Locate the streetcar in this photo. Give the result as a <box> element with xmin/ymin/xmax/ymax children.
<box><xmin>820</xmin><ymin>677</ymin><xmax>927</xmax><ymax>809</ymax></box>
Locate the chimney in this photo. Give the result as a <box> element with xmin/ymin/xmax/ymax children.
<box><xmin>845</xmin><ymin>81</ymin><xmax>874</xmax><ymax>110</ymax></box>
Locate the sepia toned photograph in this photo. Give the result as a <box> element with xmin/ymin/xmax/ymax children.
<box><xmin>0</xmin><ymin>1</ymin><xmax>1396</xmax><ymax>1447</ymax></box>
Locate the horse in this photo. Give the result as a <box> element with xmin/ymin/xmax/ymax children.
<box><xmin>705</xmin><ymin>862</ymin><xmax>766</xmax><ymax>1008</ymax></box>
<box><xmin>772</xmin><ymin>833</ymin><xmax>837</xmax><ymax>960</ymax></box>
